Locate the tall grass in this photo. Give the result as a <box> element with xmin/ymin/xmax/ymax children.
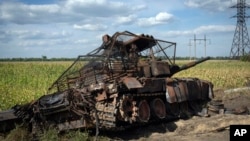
<box><xmin>0</xmin><ymin>62</ymin><xmax>71</xmax><ymax>110</ymax></box>
<box><xmin>2</xmin><ymin>125</ymin><xmax>29</xmax><ymax>141</ymax></box>
<box><xmin>0</xmin><ymin>60</ymin><xmax>250</xmax><ymax>110</ymax></box>
<box><xmin>174</xmin><ymin>60</ymin><xmax>250</xmax><ymax>89</ymax></box>
<box><xmin>0</xmin><ymin>60</ymin><xmax>249</xmax><ymax>141</ymax></box>
<box><xmin>1</xmin><ymin>126</ymin><xmax>91</xmax><ymax>141</ymax></box>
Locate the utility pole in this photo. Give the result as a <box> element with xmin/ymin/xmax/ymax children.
<box><xmin>204</xmin><ymin>35</ymin><xmax>209</xmax><ymax>57</ymax></box>
<box><xmin>230</xmin><ymin>0</ymin><xmax>250</xmax><ymax>58</ymax></box>
<box><xmin>188</xmin><ymin>42</ymin><xmax>192</xmax><ymax>60</ymax></box>
<box><xmin>189</xmin><ymin>34</ymin><xmax>211</xmax><ymax>60</ymax></box>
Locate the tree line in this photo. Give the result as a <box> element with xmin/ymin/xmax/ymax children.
<box><xmin>0</xmin><ymin>57</ymin><xmax>77</xmax><ymax>62</ymax></box>
<box><xmin>0</xmin><ymin>56</ymin><xmax>247</xmax><ymax>62</ymax></box>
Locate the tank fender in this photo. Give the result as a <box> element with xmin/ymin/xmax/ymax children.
<box><xmin>165</xmin><ymin>78</ymin><xmax>187</xmax><ymax>103</ymax></box>
<box><xmin>165</xmin><ymin>78</ymin><xmax>214</xmax><ymax>103</ymax></box>
<box><xmin>121</xmin><ymin>76</ymin><xmax>143</xmax><ymax>89</ymax></box>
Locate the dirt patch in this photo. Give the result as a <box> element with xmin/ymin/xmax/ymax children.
<box><xmin>103</xmin><ymin>114</ymin><xmax>250</xmax><ymax>141</ymax></box>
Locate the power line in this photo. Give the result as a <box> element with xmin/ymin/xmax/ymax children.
<box><xmin>230</xmin><ymin>0</ymin><xmax>250</xmax><ymax>58</ymax></box>
<box><xmin>189</xmin><ymin>34</ymin><xmax>211</xmax><ymax>60</ymax></box>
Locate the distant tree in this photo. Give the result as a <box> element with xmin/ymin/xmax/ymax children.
<box><xmin>240</xmin><ymin>53</ymin><xmax>250</xmax><ymax>62</ymax></box>
<box><xmin>42</xmin><ymin>55</ymin><xmax>47</xmax><ymax>61</ymax></box>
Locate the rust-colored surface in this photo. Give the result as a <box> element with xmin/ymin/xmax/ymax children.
<box><xmin>151</xmin><ymin>98</ymin><xmax>166</xmax><ymax>119</ymax></box>
<box><xmin>137</xmin><ymin>100</ymin><xmax>150</xmax><ymax>122</ymax></box>
<box><xmin>122</xmin><ymin>76</ymin><xmax>143</xmax><ymax>89</ymax></box>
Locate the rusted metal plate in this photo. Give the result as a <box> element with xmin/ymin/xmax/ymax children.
<box><xmin>200</xmin><ymin>80</ymin><xmax>214</xmax><ymax>100</ymax></box>
<box><xmin>95</xmin><ymin>91</ymin><xmax>108</xmax><ymax>101</ymax></box>
<box><xmin>0</xmin><ymin>109</ymin><xmax>18</xmax><ymax>121</ymax></box>
<box><xmin>166</xmin><ymin>84</ymin><xmax>177</xmax><ymax>103</ymax></box>
<box><xmin>151</xmin><ymin>61</ymin><xmax>170</xmax><ymax>77</ymax></box>
<box><xmin>173</xmin><ymin>82</ymin><xmax>183</xmax><ymax>102</ymax></box>
<box><xmin>166</xmin><ymin>79</ymin><xmax>188</xmax><ymax>103</ymax></box>
<box><xmin>122</xmin><ymin>77</ymin><xmax>143</xmax><ymax>89</ymax></box>
<box><xmin>178</xmin><ymin>80</ymin><xmax>188</xmax><ymax>101</ymax></box>
<box><xmin>138</xmin><ymin>78</ymin><xmax>164</xmax><ymax>93</ymax></box>
<box><xmin>57</xmin><ymin>119</ymin><xmax>87</xmax><ymax>131</ymax></box>
<box><xmin>186</xmin><ymin>79</ymin><xmax>200</xmax><ymax>101</ymax></box>
<box><xmin>0</xmin><ymin>109</ymin><xmax>22</xmax><ymax>132</ymax></box>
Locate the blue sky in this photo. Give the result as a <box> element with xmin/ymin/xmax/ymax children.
<box><xmin>0</xmin><ymin>0</ymin><xmax>249</xmax><ymax>58</ymax></box>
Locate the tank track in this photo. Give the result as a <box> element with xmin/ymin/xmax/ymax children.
<box><xmin>95</xmin><ymin>103</ymin><xmax>117</xmax><ymax>129</ymax></box>
<box><xmin>94</xmin><ymin>91</ymin><xmax>209</xmax><ymax>131</ymax></box>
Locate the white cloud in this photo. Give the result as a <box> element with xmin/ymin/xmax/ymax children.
<box><xmin>164</xmin><ymin>25</ymin><xmax>235</xmax><ymax>37</ymax></box>
<box><xmin>132</xmin><ymin>4</ymin><xmax>147</xmax><ymax>11</ymax></box>
<box><xmin>0</xmin><ymin>0</ymin><xmax>240</xmax><ymax>58</ymax></box>
<box><xmin>184</xmin><ymin>0</ymin><xmax>234</xmax><ymax>11</ymax></box>
<box><xmin>194</xmin><ymin>25</ymin><xmax>235</xmax><ymax>34</ymax></box>
<box><xmin>74</xmin><ymin>39</ymin><xmax>89</xmax><ymax>44</ymax></box>
<box><xmin>0</xmin><ymin>1</ymin><xmax>63</xmax><ymax>24</ymax></box>
<box><xmin>18</xmin><ymin>38</ymin><xmax>72</xmax><ymax>47</ymax></box>
<box><xmin>73</xmin><ymin>24</ymin><xmax>107</xmax><ymax>31</ymax></box>
<box><xmin>0</xmin><ymin>29</ymin><xmax>71</xmax><ymax>41</ymax></box>
<box><xmin>115</xmin><ymin>15</ymin><xmax>137</xmax><ymax>25</ymax></box>
<box><xmin>0</xmin><ymin>0</ymin><xmax>145</xmax><ymax>25</ymax></box>
<box><xmin>137</xmin><ymin>12</ymin><xmax>174</xmax><ymax>27</ymax></box>
<box><xmin>155</xmin><ymin>12</ymin><xmax>173</xmax><ymax>22</ymax></box>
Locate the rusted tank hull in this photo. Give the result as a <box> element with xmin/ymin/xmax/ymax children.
<box><xmin>0</xmin><ymin>77</ymin><xmax>213</xmax><ymax>132</ymax></box>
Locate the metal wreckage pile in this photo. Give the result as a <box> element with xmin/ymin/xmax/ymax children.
<box><xmin>0</xmin><ymin>31</ymin><xmax>248</xmax><ymax>137</ymax></box>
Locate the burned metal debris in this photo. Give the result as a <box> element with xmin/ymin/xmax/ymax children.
<box><xmin>1</xmin><ymin>31</ymin><xmax>216</xmax><ymax>135</ymax></box>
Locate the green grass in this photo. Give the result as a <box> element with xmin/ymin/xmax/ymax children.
<box><xmin>174</xmin><ymin>60</ymin><xmax>250</xmax><ymax>89</ymax></box>
<box><xmin>0</xmin><ymin>62</ymin><xmax>71</xmax><ymax>110</ymax></box>
<box><xmin>2</xmin><ymin>125</ymin><xmax>29</xmax><ymax>141</ymax></box>
<box><xmin>1</xmin><ymin>126</ymin><xmax>91</xmax><ymax>141</ymax></box>
<box><xmin>0</xmin><ymin>60</ymin><xmax>249</xmax><ymax>141</ymax></box>
<box><xmin>0</xmin><ymin>60</ymin><xmax>250</xmax><ymax>110</ymax></box>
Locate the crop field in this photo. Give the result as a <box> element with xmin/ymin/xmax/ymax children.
<box><xmin>174</xmin><ymin>60</ymin><xmax>250</xmax><ymax>89</ymax></box>
<box><xmin>0</xmin><ymin>62</ymin><xmax>72</xmax><ymax>110</ymax></box>
<box><xmin>0</xmin><ymin>60</ymin><xmax>250</xmax><ymax>110</ymax></box>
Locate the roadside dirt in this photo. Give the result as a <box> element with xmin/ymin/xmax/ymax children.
<box><xmin>103</xmin><ymin>88</ymin><xmax>250</xmax><ymax>141</ymax></box>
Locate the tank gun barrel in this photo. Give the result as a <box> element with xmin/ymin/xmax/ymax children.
<box><xmin>171</xmin><ymin>57</ymin><xmax>210</xmax><ymax>76</ymax></box>
<box><xmin>179</xmin><ymin>57</ymin><xmax>210</xmax><ymax>71</ymax></box>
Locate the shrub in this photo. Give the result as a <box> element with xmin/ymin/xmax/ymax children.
<box><xmin>240</xmin><ymin>53</ymin><xmax>250</xmax><ymax>62</ymax></box>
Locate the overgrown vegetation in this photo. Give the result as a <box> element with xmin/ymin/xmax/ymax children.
<box><xmin>0</xmin><ymin>60</ymin><xmax>250</xmax><ymax>110</ymax></box>
<box><xmin>240</xmin><ymin>54</ymin><xmax>250</xmax><ymax>62</ymax></box>
<box><xmin>2</xmin><ymin>125</ymin><xmax>29</xmax><ymax>141</ymax></box>
<box><xmin>1</xmin><ymin>126</ymin><xmax>92</xmax><ymax>141</ymax></box>
<box><xmin>0</xmin><ymin>62</ymin><xmax>71</xmax><ymax>110</ymax></box>
<box><xmin>174</xmin><ymin>60</ymin><xmax>250</xmax><ymax>89</ymax></box>
<box><xmin>0</xmin><ymin>56</ymin><xmax>243</xmax><ymax>62</ymax></box>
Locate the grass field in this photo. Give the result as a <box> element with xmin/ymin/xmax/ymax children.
<box><xmin>174</xmin><ymin>60</ymin><xmax>250</xmax><ymax>89</ymax></box>
<box><xmin>0</xmin><ymin>62</ymin><xmax>72</xmax><ymax>110</ymax></box>
<box><xmin>0</xmin><ymin>60</ymin><xmax>250</xmax><ymax>110</ymax></box>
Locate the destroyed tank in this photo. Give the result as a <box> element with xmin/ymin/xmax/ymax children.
<box><xmin>0</xmin><ymin>31</ymin><xmax>213</xmax><ymax>133</ymax></box>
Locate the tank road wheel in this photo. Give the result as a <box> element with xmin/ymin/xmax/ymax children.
<box><xmin>150</xmin><ymin>98</ymin><xmax>166</xmax><ymax>119</ymax></box>
<box><xmin>138</xmin><ymin>100</ymin><xmax>150</xmax><ymax>122</ymax></box>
